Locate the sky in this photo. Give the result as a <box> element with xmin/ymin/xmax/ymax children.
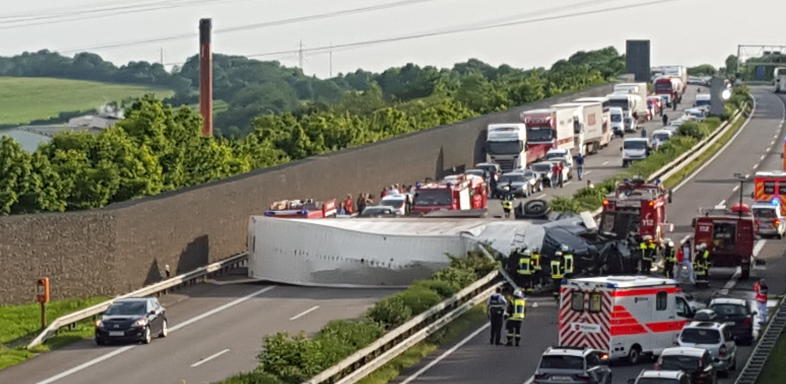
<box><xmin>0</xmin><ymin>0</ymin><xmax>783</xmax><ymax>78</ymax></box>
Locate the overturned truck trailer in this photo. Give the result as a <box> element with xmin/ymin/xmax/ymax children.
<box><xmin>247</xmin><ymin>216</ymin><xmax>554</xmax><ymax>287</ymax></box>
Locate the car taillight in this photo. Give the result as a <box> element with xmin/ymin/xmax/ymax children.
<box><xmin>774</xmin><ymin>219</ymin><xmax>781</xmax><ymax>226</ymax></box>
<box><xmin>744</xmin><ymin>317</ymin><xmax>753</xmax><ymax>326</ymax></box>
<box><xmin>719</xmin><ymin>345</ymin><xmax>727</xmax><ymax>357</ymax></box>
<box><xmin>654</xmin><ymin>363</ymin><xmax>661</xmax><ymax>370</ymax></box>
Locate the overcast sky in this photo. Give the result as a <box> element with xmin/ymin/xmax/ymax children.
<box><xmin>1</xmin><ymin>0</ymin><xmax>783</xmax><ymax>78</ymax></box>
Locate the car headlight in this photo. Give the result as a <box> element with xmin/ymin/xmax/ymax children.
<box><xmin>503</xmin><ymin>186</ymin><xmax>510</xmax><ymax>190</ymax></box>
<box><xmin>95</xmin><ymin>320</ymin><xmax>103</xmax><ymax>328</ymax></box>
<box><xmin>133</xmin><ymin>318</ymin><xmax>148</xmax><ymax>327</ymax></box>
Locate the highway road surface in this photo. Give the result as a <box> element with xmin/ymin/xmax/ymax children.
<box><xmin>0</xmin><ymin>270</ymin><xmax>398</xmax><ymax>384</ymax></box>
<box><xmin>391</xmin><ymin>87</ymin><xmax>786</xmax><ymax>384</ymax></box>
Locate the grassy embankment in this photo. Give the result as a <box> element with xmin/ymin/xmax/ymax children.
<box><xmin>0</xmin><ymin>76</ymin><xmax>172</xmax><ymax>126</ymax></box>
<box><xmin>0</xmin><ymin>297</ymin><xmax>107</xmax><ymax>370</ymax></box>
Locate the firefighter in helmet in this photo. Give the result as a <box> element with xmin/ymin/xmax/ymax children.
<box><xmin>505</xmin><ymin>289</ymin><xmax>526</xmax><ymax>346</ymax></box>
<box><xmin>502</xmin><ymin>196</ymin><xmax>513</xmax><ymax>218</ymax></box>
<box><xmin>694</xmin><ymin>243</ymin><xmax>711</xmax><ymax>284</ymax></box>
<box><xmin>516</xmin><ymin>248</ymin><xmax>535</xmax><ymax>292</ymax></box>
<box><xmin>560</xmin><ymin>244</ymin><xmax>575</xmax><ymax>278</ymax></box>
<box><xmin>550</xmin><ymin>250</ymin><xmax>566</xmax><ymax>293</ymax></box>
<box><xmin>663</xmin><ymin>238</ymin><xmax>676</xmax><ymax>278</ymax></box>
<box><xmin>639</xmin><ymin>235</ymin><xmax>656</xmax><ymax>274</ymax></box>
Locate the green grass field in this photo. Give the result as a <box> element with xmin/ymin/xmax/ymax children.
<box><xmin>0</xmin><ymin>296</ymin><xmax>107</xmax><ymax>370</ymax></box>
<box><xmin>0</xmin><ymin>77</ymin><xmax>173</xmax><ymax>125</ymax></box>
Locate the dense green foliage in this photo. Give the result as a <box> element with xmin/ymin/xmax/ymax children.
<box><xmin>219</xmin><ymin>253</ymin><xmax>496</xmax><ymax>384</ymax></box>
<box><xmin>0</xmin><ymin>47</ymin><xmax>624</xmax><ymax>214</ymax></box>
<box><xmin>551</xmin><ymin>87</ymin><xmax>750</xmax><ymax>214</ymax></box>
<box><xmin>687</xmin><ymin>64</ymin><xmax>717</xmax><ymax>76</ymax></box>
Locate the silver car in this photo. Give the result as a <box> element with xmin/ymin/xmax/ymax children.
<box><xmin>532</xmin><ymin>346</ymin><xmax>612</xmax><ymax>384</ymax></box>
<box><xmin>677</xmin><ymin>321</ymin><xmax>737</xmax><ymax>375</ymax></box>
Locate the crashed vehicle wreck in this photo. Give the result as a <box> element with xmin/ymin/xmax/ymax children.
<box><xmin>247</xmin><ymin>200</ymin><xmax>645</xmax><ymax>288</ymax></box>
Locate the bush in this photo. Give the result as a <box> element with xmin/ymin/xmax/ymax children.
<box><xmin>395</xmin><ymin>287</ymin><xmax>443</xmax><ymax>315</ymax></box>
<box><xmin>218</xmin><ymin>371</ymin><xmax>284</xmax><ymax>384</ymax></box>
<box><xmin>316</xmin><ymin>320</ymin><xmax>383</xmax><ymax>367</ymax></box>
<box><xmin>412</xmin><ymin>279</ymin><xmax>457</xmax><ymax>298</ymax></box>
<box><xmin>678</xmin><ymin>121</ymin><xmax>705</xmax><ymax>140</ymax></box>
<box><xmin>431</xmin><ymin>266</ymin><xmax>479</xmax><ymax>290</ymax></box>
<box><xmin>258</xmin><ymin>333</ymin><xmax>325</xmax><ymax>384</ymax></box>
<box><xmin>367</xmin><ymin>296</ymin><xmax>413</xmax><ymax>329</ymax></box>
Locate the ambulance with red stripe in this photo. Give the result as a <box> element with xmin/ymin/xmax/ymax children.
<box><xmin>558</xmin><ymin>276</ymin><xmax>697</xmax><ymax>364</ymax></box>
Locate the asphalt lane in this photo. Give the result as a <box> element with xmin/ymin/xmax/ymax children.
<box><xmin>394</xmin><ymin>88</ymin><xmax>786</xmax><ymax>384</ymax></box>
<box><xmin>486</xmin><ymin>86</ymin><xmax>701</xmax><ymax>217</ymax></box>
<box><xmin>0</xmin><ymin>273</ymin><xmax>397</xmax><ymax>384</ymax></box>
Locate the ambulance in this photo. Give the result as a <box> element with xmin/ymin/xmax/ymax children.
<box><xmin>752</xmin><ymin>171</ymin><xmax>786</xmax><ymax>238</ymax></box>
<box><xmin>558</xmin><ymin>276</ymin><xmax>699</xmax><ymax>364</ymax></box>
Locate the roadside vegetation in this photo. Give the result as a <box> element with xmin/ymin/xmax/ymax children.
<box><xmin>0</xmin><ymin>77</ymin><xmax>172</xmax><ymax>126</ymax></box>
<box><xmin>551</xmin><ymin>85</ymin><xmax>752</xmax><ymax>213</ymax></box>
<box><xmin>758</xmin><ymin>326</ymin><xmax>786</xmax><ymax>384</ymax></box>
<box><xmin>0</xmin><ymin>47</ymin><xmax>624</xmax><ymax>215</ymax></box>
<box><xmin>0</xmin><ymin>296</ymin><xmax>107</xmax><ymax>370</ymax></box>
<box><xmin>217</xmin><ymin>253</ymin><xmax>496</xmax><ymax>384</ymax></box>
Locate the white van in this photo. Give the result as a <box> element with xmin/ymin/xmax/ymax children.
<box><xmin>651</xmin><ymin>129</ymin><xmax>674</xmax><ymax>149</ymax></box>
<box><xmin>609</xmin><ymin>107</ymin><xmax>625</xmax><ymax>136</ymax></box>
<box><xmin>622</xmin><ymin>138</ymin><xmax>650</xmax><ymax>167</ymax></box>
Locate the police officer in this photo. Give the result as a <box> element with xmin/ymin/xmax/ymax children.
<box><xmin>663</xmin><ymin>239</ymin><xmax>676</xmax><ymax>278</ymax></box>
<box><xmin>560</xmin><ymin>245</ymin><xmax>575</xmax><ymax>278</ymax></box>
<box><xmin>502</xmin><ymin>197</ymin><xmax>513</xmax><ymax>219</ymax></box>
<box><xmin>517</xmin><ymin>249</ymin><xmax>535</xmax><ymax>292</ymax></box>
<box><xmin>551</xmin><ymin>251</ymin><xmax>566</xmax><ymax>292</ymax></box>
<box><xmin>487</xmin><ymin>287</ymin><xmax>507</xmax><ymax>345</ymax></box>
<box><xmin>505</xmin><ymin>290</ymin><xmax>527</xmax><ymax>346</ymax></box>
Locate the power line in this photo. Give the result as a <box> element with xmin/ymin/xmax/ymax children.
<box><xmin>59</xmin><ymin>0</ymin><xmax>446</xmax><ymax>54</ymax></box>
<box><xmin>242</xmin><ymin>0</ymin><xmax>678</xmax><ymax>60</ymax></box>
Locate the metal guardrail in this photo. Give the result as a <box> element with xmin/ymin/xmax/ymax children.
<box><xmin>735</xmin><ymin>295</ymin><xmax>786</xmax><ymax>384</ymax></box>
<box><xmin>303</xmin><ymin>270</ymin><xmax>501</xmax><ymax>384</ymax></box>
<box><xmin>27</xmin><ymin>252</ymin><xmax>249</xmax><ymax>349</ymax></box>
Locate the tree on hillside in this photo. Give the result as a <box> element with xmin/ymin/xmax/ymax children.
<box><xmin>0</xmin><ymin>137</ymin><xmax>33</xmax><ymax>214</ymax></box>
<box><xmin>688</xmin><ymin>64</ymin><xmax>717</xmax><ymax>76</ymax></box>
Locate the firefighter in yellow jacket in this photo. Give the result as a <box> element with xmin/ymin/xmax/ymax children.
<box><xmin>505</xmin><ymin>289</ymin><xmax>527</xmax><ymax>346</ymax></box>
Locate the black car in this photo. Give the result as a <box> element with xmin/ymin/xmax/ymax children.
<box><xmin>95</xmin><ymin>297</ymin><xmax>168</xmax><ymax>345</ymax></box>
<box><xmin>709</xmin><ymin>298</ymin><xmax>756</xmax><ymax>345</ymax></box>
<box><xmin>656</xmin><ymin>347</ymin><xmax>717</xmax><ymax>384</ymax></box>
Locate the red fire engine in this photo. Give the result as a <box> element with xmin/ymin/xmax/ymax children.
<box><xmin>411</xmin><ymin>174</ymin><xmax>488</xmax><ymax>215</ymax></box>
<box><xmin>599</xmin><ymin>178</ymin><xmax>671</xmax><ymax>242</ymax></box>
<box><xmin>692</xmin><ymin>204</ymin><xmax>756</xmax><ymax>280</ymax></box>
<box><xmin>264</xmin><ymin>199</ymin><xmax>337</xmax><ymax>219</ymax></box>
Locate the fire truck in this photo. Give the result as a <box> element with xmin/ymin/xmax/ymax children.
<box><xmin>558</xmin><ymin>276</ymin><xmax>697</xmax><ymax>363</ymax></box>
<box><xmin>599</xmin><ymin>178</ymin><xmax>671</xmax><ymax>242</ymax></box>
<box><xmin>410</xmin><ymin>174</ymin><xmax>488</xmax><ymax>215</ymax></box>
<box><xmin>264</xmin><ymin>199</ymin><xmax>337</xmax><ymax>218</ymax></box>
<box><xmin>692</xmin><ymin>204</ymin><xmax>756</xmax><ymax>280</ymax></box>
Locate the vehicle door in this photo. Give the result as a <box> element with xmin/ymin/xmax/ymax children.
<box><xmin>722</xmin><ymin>326</ymin><xmax>737</xmax><ymax>355</ymax></box>
<box><xmin>148</xmin><ymin>300</ymin><xmax>163</xmax><ymax>333</ymax></box>
<box><xmin>652</xmin><ymin>291</ymin><xmax>676</xmax><ymax>349</ymax></box>
<box><xmin>585</xmin><ymin>352</ymin><xmax>611</xmax><ymax>384</ymax></box>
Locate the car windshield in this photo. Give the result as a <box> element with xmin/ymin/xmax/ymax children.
<box><xmin>624</xmin><ymin>140</ymin><xmax>647</xmax><ymax>150</ymax></box>
<box><xmin>466</xmin><ymin>170</ymin><xmax>485</xmax><ymax>178</ymax></box>
<box><xmin>545</xmin><ymin>152</ymin><xmax>566</xmax><ymax>161</ymax></box>
<box><xmin>653</xmin><ymin>133</ymin><xmax>670</xmax><ymax>141</ymax></box>
<box><xmin>754</xmin><ymin>208</ymin><xmax>777</xmax><ymax>218</ymax></box>
<box><xmin>500</xmin><ymin>174</ymin><xmax>525</xmax><ymax>183</ymax></box>
<box><xmin>608</xmin><ymin>99</ymin><xmax>629</xmax><ymax>110</ymax></box>
<box><xmin>660</xmin><ymin>355</ymin><xmax>700</xmax><ymax>372</ymax></box>
<box><xmin>487</xmin><ymin>141</ymin><xmax>522</xmax><ymax>155</ymax></box>
<box><xmin>105</xmin><ymin>301</ymin><xmax>147</xmax><ymax>316</ymax></box>
<box><xmin>539</xmin><ymin>355</ymin><xmax>584</xmax><ymax>370</ymax></box>
<box><xmin>611</xmin><ymin>114</ymin><xmax>622</xmax><ymax>122</ymax></box>
<box><xmin>527</xmin><ymin>127</ymin><xmax>553</xmax><ymax>142</ymax></box>
<box><xmin>380</xmin><ymin>199</ymin><xmax>404</xmax><ymax>209</ymax></box>
<box><xmin>711</xmin><ymin>304</ymin><xmax>749</xmax><ymax>316</ymax></box>
<box><xmin>655</xmin><ymin>82</ymin><xmax>673</xmax><ymax>92</ymax></box>
<box><xmin>695</xmin><ymin>100</ymin><xmax>711</xmax><ymax>107</ymax></box>
<box><xmin>361</xmin><ymin>207</ymin><xmax>393</xmax><ymax>216</ymax></box>
<box><xmin>413</xmin><ymin>189</ymin><xmax>452</xmax><ymax>206</ymax></box>
<box><xmin>638</xmin><ymin>378</ymin><xmax>680</xmax><ymax>384</ymax></box>
<box><xmin>681</xmin><ymin>328</ymin><xmax>721</xmax><ymax>344</ymax></box>
<box><xmin>530</xmin><ymin>164</ymin><xmax>551</xmax><ymax>172</ymax></box>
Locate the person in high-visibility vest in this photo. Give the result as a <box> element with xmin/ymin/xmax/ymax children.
<box><xmin>754</xmin><ymin>278</ymin><xmax>769</xmax><ymax>325</ymax></box>
<box><xmin>663</xmin><ymin>239</ymin><xmax>676</xmax><ymax>278</ymax></box>
<box><xmin>560</xmin><ymin>245</ymin><xmax>575</xmax><ymax>278</ymax></box>
<box><xmin>531</xmin><ymin>249</ymin><xmax>542</xmax><ymax>272</ymax></box>
<box><xmin>505</xmin><ymin>289</ymin><xmax>527</xmax><ymax>346</ymax></box>
<box><xmin>517</xmin><ymin>249</ymin><xmax>535</xmax><ymax>292</ymax></box>
<box><xmin>551</xmin><ymin>251</ymin><xmax>565</xmax><ymax>292</ymax></box>
<box><xmin>639</xmin><ymin>235</ymin><xmax>655</xmax><ymax>274</ymax></box>
<box><xmin>487</xmin><ymin>287</ymin><xmax>507</xmax><ymax>345</ymax></box>
<box><xmin>694</xmin><ymin>243</ymin><xmax>710</xmax><ymax>281</ymax></box>
<box><xmin>502</xmin><ymin>198</ymin><xmax>513</xmax><ymax>219</ymax></box>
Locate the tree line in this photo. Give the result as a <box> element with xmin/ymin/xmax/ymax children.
<box><xmin>0</xmin><ymin>47</ymin><xmax>624</xmax><ymax>214</ymax></box>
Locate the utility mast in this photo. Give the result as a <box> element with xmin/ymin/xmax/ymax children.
<box><xmin>298</xmin><ymin>40</ymin><xmax>304</xmax><ymax>71</ymax></box>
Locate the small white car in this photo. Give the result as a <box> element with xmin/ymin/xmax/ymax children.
<box><xmin>684</xmin><ymin>107</ymin><xmax>708</xmax><ymax>122</ymax></box>
<box><xmin>677</xmin><ymin>321</ymin><xmax>737</xmax><ymax>375</ymax></box>
<box><xmin>379</xmin><ymin>194</ymin><xmax>410</xmax><ymax>216</ymax></box>
<box><xmin>545</xmin><ymin>149</ymin><xmax>574</xmax><ymax>169</ymax></box>
<box><xmin>651</xmin><ymin>129</ymin><xmax>674</xmax><ymax>149</ymax></box>
<box><xmin>752</xmin><ymin>202</ymin><xmax>786</xmax><ymax>239</ymax></box>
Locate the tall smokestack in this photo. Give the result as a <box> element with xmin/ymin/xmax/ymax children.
<box><xmin>199</xmin><ymin>18</ymin><xmax>213</xmax><ymax>137</ymax></box>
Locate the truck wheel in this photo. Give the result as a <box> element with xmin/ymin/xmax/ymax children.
<box><xmin>627</xmin><ymin>345</ymin><xmax>642</xmax><ymax>365</ymax></box>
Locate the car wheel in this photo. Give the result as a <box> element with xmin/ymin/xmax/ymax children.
<box><xmin>159</xmin><ymin>319</ymin><xmax>168</xmax><ymax>338</ymax></box>
<box><xmin>95</xmin><ymin>337</ymin><xmax>105</xmax><ymax>346</ymax></box>
<box><xmin>142</xmin><ymin>326</ymin><xmax>152</xmax><ymax>344</ymax></box>
<box><xmin>627</xmin><ymin>345</ymin><xmax>642</xmax><ymax>365</ymax></box>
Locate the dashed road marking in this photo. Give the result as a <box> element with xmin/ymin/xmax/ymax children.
<box><xmin>602</xmin><ymin>161</ymin><xmax>609</xmax><ymax>166</ymax></box>
<box><xmin>717</xmin><ymin>199</ymin><xmax>726</xmax><ymax>207</ymax></box>
<box><xmin>760</xmin><ymin>154</ymin><xmax>766</xmax><ymax>160</ymax></box>
<box><xmin>191</xmin><ymin>348</ymin><xmax>231</xmax><ymax>368</ymax></box>
<box><xmin>753</xmin><ymin>162</ymin><xmax>760</xmax><ymax>169</ymax></box>
<box><xmin>732</xmin><ymin>185</ymin><xmax>739</xmax><ymax>192</ymax></box>
<box><xmin>535</xmin><ymin>193</ymin><xmax>547</xmax><ymax>199</ymax></box>
<box><xmin>290</xmin><ymin>305</ymin><xmax>320</xmax><ymax>321</ymax></box>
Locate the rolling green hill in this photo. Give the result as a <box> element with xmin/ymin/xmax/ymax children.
<box><xmin>0</xmin><ymin>77</ymin><xmax>173</xmax><ymax>125</ymax></box>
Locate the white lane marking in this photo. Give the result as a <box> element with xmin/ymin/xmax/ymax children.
<box><xmin>753</xmin><ymin>162</ymin><xmax>760</xmax><ymax>169</ymax></box>
<box><xmin>673</xmin><ymin>95</ymin><xmax>757</xmax><ymax>192</ymax></box>
<box><xmin>535</xmin><ymin>193</ymin><xmax>547</xmax><ymax>199</ymax></box>
<box><xmin>753</xmin><ymin>239</ymin><xmax>767</xmax><ymax>257</ymax></box>
<box><xmin>191</xmin><ymin>348</ymin><xmax>230</xmax><ymax>368</ymax></box>
<box><xmin>771</xmin><ymin>140</ymin><xmax>776</xmax><ymax>146</ymax></box>
<box><xmin>732</xmin><ymin>185</ymin><xmax>740</xmax><ymax>192</ymax></box>
<box><xmin>37</xmin><ymin>286</ymin><xmax>275</xmax><ymax>384</ymax></box>
<box><xmin>171</xmin><ymin>286</ymin><xmax>276</xmax><ymax>332</ymax></box>
<box><xmin>767</xmin><ymin>146</ymin><xmax>772</xmax><ymax>152</ymax></box>
<box><xmin>36</xmin><ymin>346</ymin><xmax>135</xmax><ymax>384</ymax></box>
<box><xmin>717</xmin><ymin>199</ymin><xmax>726</xmax><ymax>207</ymax></box>
<box><xmin>602</xmin><ymin>161</ymin><xmax>609</xmax><ymax>166</ymax></box>
<box><xmin>719</xmin><ymin>268</ymin><xmax>742</xmax><ymax>296</ymax></box>
<box><xmin>400</xmin><ymin>323</ymin><xmax>489</xmax><ymax>384</ymax></box>
<box><xmin>290</xmin><ymin>305</ymin><xmax>320</xmax><ymax>321</ymax></box>
<box><xmin>760</xmin><ymin>154</ymin><xmax>766</xmax><ymax>160</ymax></box>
